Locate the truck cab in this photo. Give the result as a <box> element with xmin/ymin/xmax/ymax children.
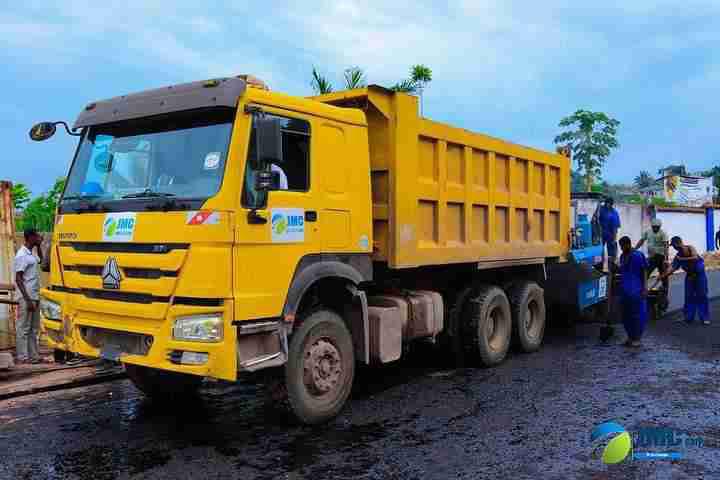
<box><xmin>38</xmin><ymin>76</ymin><xmax>373</xmax><ymax>423</ymax></box>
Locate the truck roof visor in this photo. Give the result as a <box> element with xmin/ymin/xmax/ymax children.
<box><xmin>73</xmin><ymin>77</ymin><xmax>247</xmax><ymax>129</ymax></box>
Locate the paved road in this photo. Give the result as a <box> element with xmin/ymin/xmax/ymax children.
<box><xmin>1</xmin><ymin>303</ymin><xmax>719</xmax><ymax>479</ymax></box>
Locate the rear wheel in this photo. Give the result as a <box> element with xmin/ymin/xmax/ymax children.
<box><xmin>285</xmin><ymin>309</ymin><xmax>355</xmax><ymax>425</ymax></box>
<box><xmin>125</xmin><ymin>364</ymin><xmax>202</xmax><ymax>398</ymax></box>
<box><xmin>508</xmin><ymin>281</ymin><xmax>546</xmax><ymax>353</ymax></box>
<box><xmin>464</xmin><ymin>285</ymin><xmax>512</xmax><ymax>366</ymax></box>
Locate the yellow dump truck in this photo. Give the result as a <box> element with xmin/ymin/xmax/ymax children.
<box><xmin>32</xmin><ymin>76</ymin><xmax>582</xmax><ymax>424</ymax></box>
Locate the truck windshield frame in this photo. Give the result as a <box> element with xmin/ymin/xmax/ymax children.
<box><xmin>60</xmin><ymin>107</ymin><xmax>235</xmax><ymax>214</ymax></box>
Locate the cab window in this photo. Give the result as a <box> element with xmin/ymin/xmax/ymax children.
<box><xmin>243</xmin><ymin>114</ymin><xmax>310</xmax><ymax>207</ymax></box>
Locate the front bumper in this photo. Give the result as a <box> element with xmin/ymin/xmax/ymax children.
<box><xmin>40</xmin><ymin>288</ymin><xmax>237</xmax><ymax>381</ymax></box>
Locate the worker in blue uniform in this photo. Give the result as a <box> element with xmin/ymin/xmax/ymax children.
<box><xmin>617</xmin><ymin>236</ymin><xmax>648</xmax><ymax>347</ymax></box>
<box><xmin>597</xmin><ymin>197</ymin><xmax>621</xmax><ymax>267</ymax></box>
<box><xmin>659</xmin><ymin>236</ymin><xmax>710</xmax><ymax>325</ymax></box>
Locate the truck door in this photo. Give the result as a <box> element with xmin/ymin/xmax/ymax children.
<box><xmin>234</xmin><ymin>109</ymin><xmax>320</xmax><ymax>322</ymax></box>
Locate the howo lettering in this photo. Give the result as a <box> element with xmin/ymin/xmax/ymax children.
<box><xmin>32</xmin><ymin>75</ymin><xmax>607</xmax><ymax>424</ymax></box>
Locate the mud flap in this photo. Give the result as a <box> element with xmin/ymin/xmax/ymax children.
<box><xmin>346</xmin><ymin>285</ymin><xmax>369</xmax><ymax>364</ymax></box>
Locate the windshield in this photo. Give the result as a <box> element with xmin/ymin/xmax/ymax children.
<box><xmin>61</xmin><ymin>108</ymin><xmax>235</xmax><ymax>212</ymax></box>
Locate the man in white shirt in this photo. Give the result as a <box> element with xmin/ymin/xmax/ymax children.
<box><xmin>14</xmin><ymin>228</ymin><xmax>44</xmax><ymax>364</ymax></box>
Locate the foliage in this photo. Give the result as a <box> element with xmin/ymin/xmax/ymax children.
<box><xmin>634</xmin><ymin>170</ymin><xmax>654</xmax><ymax>189</ymax></box>
<box><xmin>17</xmin><ymin>178</ymin><xmax>65</xmax><ymax>232</ymax></box>
<box><xmin>554</xmin><ymin>110</ymin><xmax>620</xmax><ymax>192</ymax></box>
<box><xmin>311</xmin><ymin>64</ymin><xmax>433</xmax><ymax>106</ymax></box>
<box><xmin>410</xmin><ymin>64</ymin><xmax>433</xmax><ymax>87</ymax></box>
<box><xmin>343</xmin><ymin>67</ymin><xmax>366</xmax><ymax>90</ymax></box>
<box><xmin>311</xmin><ymin>67</ymin><xmax>333</xmax><ymax>95</ymax></box>
<box><xmin>390</xmin><ymin>78</ymin><xmax>417</xmax><ymax>93</ymax></box>
<box><xmin>570</xmin><ymin>169</ymin><xmax>584</xmax><ymax>193</ymax></box>
<box><xmin>649</xmin><ymin>197</ymin><xmax>677</xmax><ymax>207</ymax></box>
<box><xmin>10</xmin><ymin>183</ymin><xmax>31</xmax><ymax>210</ymax></box>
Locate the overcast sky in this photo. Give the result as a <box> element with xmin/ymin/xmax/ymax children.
<box><xmin>2</xmin><ymin>1</ymin><xmax>719</xmax><ymax>195</ymax></box>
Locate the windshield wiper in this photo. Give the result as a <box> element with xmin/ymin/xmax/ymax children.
<box><xmin>61</xmin><ymin>195</ymin><xmax>106</xmax><ymax>214</ymax></box>
<box><xmin>62</xmin><ymin>194</ymin><xmax>102</xmax><ymax>202</ymax></box>
<box><xmin>122</xmin><ymin>190</ymin><xmax>177</xmax><ymax>199</ymax></box>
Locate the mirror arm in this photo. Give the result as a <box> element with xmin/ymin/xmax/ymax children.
<box><xmin>55</xmin><ymin>121</ymin><xmax>82</xmax><ymax>137</ymax></box>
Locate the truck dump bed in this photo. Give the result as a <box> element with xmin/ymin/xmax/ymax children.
<box><xmin>314</xmin><ymin>86</ymin><xmax>570</xmax><ymax>269</ymax></box>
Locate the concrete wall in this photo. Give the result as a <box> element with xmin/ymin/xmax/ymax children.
<box><xmin>657</xmin><ymin>210</ymin><xmax>708</xmax><ymax>256</ymax></box>
<box><xmin>571</xmin><ymin>198</ymin><xmax>647</xmax><ymax>254</ymax></box>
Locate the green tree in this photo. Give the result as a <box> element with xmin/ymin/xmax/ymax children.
<box><xmin>343</xmin><ymin>67</ymin><xmax>366</xmax><ymax>89</ymax></box>
<box><xmin>11</xmin><ymin>183</ymin><xmax>31</xmax><ymax>210</ymax></box>
<box><xmin>311</xmin><ymin>67</ymin><xmax>333</xmax><ymax>95</ymax></box>
<box><xmin>554</xmin><ymin>110</ymin><xmax>620</xmax><ymax>192</ymax></box>
<box><xmin>634</xmin><ymin>170</ymin><xmax>654</xmax><ymax>189</ymax></box>
<box><xmin>410</xmin><ymin>64</ymin><xmax>432</xmax><ymax>115</ymax></box>
<box><xmin>19</xmin><ymin>178</ymin><xmax>65</xmax><ymax>232</ymax></box>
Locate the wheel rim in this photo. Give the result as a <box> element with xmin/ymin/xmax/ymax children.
<box><xmin>526</xmin><ymin>299</ymin><xmax>542</xmax><ymax>340</ymax></box>
<box><xmin>486</xmin><ymin>305</ymin><xmax>507</xmax><ymax>352</ymax></box>
<box><xmin>303</xmin><ymin>337</ymin><xmax>343</xmax><ymax>397</ymax></box>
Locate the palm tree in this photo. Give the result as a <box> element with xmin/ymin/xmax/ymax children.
<box><xmin>343</xmin><ymin>67</ymin><xmax>366</xmax><ymax>89</ymax></box>
<box><xmin>311</xmin><ymin>67</ymin><xmax>333</xmax><ymax>95</ymax></box>
<box><xmin>410</xmin><ymin>64</ymin><xmax>432</xmax><ymax>116</ymax></box>
<box><xmin>634</xmin><ymin>170</ymin><xmax>654</xmax><ymax>189</ymax></box>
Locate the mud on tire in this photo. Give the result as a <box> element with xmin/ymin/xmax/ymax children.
<box><xmin>285</xmin><ymin>309</ymin><xmax>355</xmax><ymax>425</ymax></box>
<box><xmin>464</xmin><ymin>285</ymin><xmax>512</xmax><ymax>366</ymax></box>
<box><xmin>508</xmin><ymin>281</ymin><xmax>546</xmax><ymax>353</ymax></box>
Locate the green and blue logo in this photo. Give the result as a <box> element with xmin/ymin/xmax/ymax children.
<box><xmin>590</xmin><ymin>422</ymin><xmax>633</xmax><ymax>464</ymax></box>
<box><xmin>102</xmin><ymin>213</ymin><xmax>137</xmax><ymax>242</ymax></box>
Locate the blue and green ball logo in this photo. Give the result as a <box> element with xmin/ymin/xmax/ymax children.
<box><xmin>591</xmin><ymin>422</ymin><xmax>633</xmax><ymax>464</ymax></box>
<box><xmin>271</xmin><ymin>213</ymin><xmax>288</xmax><ymax>235</ymax></box>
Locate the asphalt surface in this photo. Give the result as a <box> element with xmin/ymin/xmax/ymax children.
<box><xmin>1</xmin><ymin>281</ymin><xmax>720</xmax><ymax>479</ymax></box>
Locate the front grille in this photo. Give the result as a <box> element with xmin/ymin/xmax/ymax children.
<box><xmin>84</xmin><ymin>289</ymin><xmax>170</xmax><ymax>304</ymax></box>
<box><xmin>48</xmin><ymin>285</ymin><xmax>221</xmax><ymax>306</ymax></box>
<box><xmin>60</xmin><ymin>242</ymin><xmax>189</xmax><ymax>254</ymax></box>
<box><xmin>64</xmin><ymin>265</ymin><xmax>178</xmax><ymax>279</ymax></box>
<box><xmin>80</xmin><ymin>326</ymin><xmax>153</xmax><ymax>356</ymax></box>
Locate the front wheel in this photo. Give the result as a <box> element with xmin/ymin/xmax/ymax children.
<box><xmin>125</xmin><ymin>364</ymin><xmax>202</xmax><ymax>398</ymax></box>
<box><xmin>285</xmin><ymin>309</ymin><xmax>355</xmax><ymax>425</ymax></box>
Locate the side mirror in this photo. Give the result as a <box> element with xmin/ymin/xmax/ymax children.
<box><xmin>29</xmin><ymin>122</ymin><xmax>57</xmax><ymax>141</ymax></box>
<box><xmin>256</xmin><ymin>117</ymin><xmax>283</xmax><ymax>164</ymax></box>
<box><xmin>255</xmin><ymin>170</ymin><xmax>280</xmax><ymax>192</ymax></box>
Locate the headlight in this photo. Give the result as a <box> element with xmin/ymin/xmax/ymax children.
<box><xmin>173</xmin><ymin>314</ymin><xmax>223</xmax><ymax>342</ymax></box>
<box><xmin>40</xmin><ymin>298</ymin><xmax>61</xmax><ymax>321</ymax></box>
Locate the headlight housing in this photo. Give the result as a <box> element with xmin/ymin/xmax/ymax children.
<box><xmin>173</xmin><ymin>314</ymin><xmax>223</xmax><ymax>342</ymax></box>
<box><xmin>39</xmin><ymin>297</ymin><xmax>61</xmax><ymax>321</ymax></box>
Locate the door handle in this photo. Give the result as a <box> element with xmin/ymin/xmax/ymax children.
<box><xmin>305</xmin><ymin>211</ymin><xmax>318</xmax><ymax>222</ymax></box>
<box><xmin>247</xmin><ymin>210</ymin><xmax>268</xmax><ymax>224</ymax></box>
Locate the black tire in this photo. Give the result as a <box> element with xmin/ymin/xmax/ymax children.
<box><xmin>125</xmin><ymin>364</ymin><xmax>202</xmax><ymax>398</ymax></box>
<box><xmin>285</xmin><ymin>309</ymin><xmax>355</xmax><ymax>425</ymax></box>
<box><xmin>465</xmin><ymin>285</ymin><xmax>512</xmax><ymax>366</ymax></box>
<box><xmin>508</xmin><ymin>281</ymin><xmax>546</xmax><ymax>353</ymax></box>
<box><xmin>440</xmin><ymin>286</ymin><xmax>476</xmax><ymax>366</ymax></box>
<box><xmin>53</xmin><ymin>349</ymin><xmax>67</xmax><ymax>364</ymax></box>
